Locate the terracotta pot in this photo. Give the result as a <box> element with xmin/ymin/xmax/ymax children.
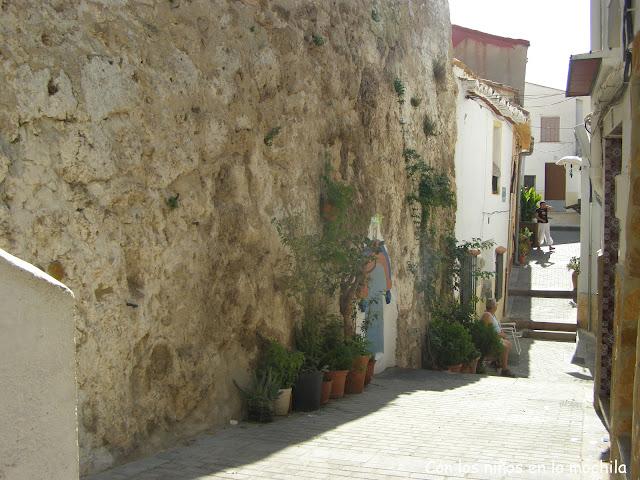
<box><xmin>321</xmin><ymin>379</ymin><xmax>332</xmax><ymax>405</ymax></box>
<box><xmin>461</xmin><ymin>357</ymin><xmax>480</xmax><ymax>374</ymax></box>
<box><xmin>571</xmin><ymin>271</ymin><xmax>578</xmax><ymax>290</ymax></box>
<box><xmin>345</xmin><ymin>355</ymin><xmax>370</xmax><ymax>394</ymax></box>
<box><xmin>364</xmin><ymin>358</ymin><xmax>376</xmax><ymax>385</ymax></box>
<box><xmin>273</xmin><ymin>388</ymin><xmax>292</xmax><ymax>416</ymax></box>
<box><xmin>447</xmin><ymin>363</ymin><xmax>463</xmax><ymax>373</ymax></box>
<box><xmin>326</xmin><ymin>370</ymin><xmax>349</xmax><ymax>399</ymax></box>
<box><xmin>518</xmin><ymin>254</ymin><xmax>526</xmax><ymax>266</ymax></box>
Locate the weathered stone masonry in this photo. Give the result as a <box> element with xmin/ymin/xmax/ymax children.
<box><xmin>0</xmin><ymin>0</ymin><xmax>456</xmax><ymax>474</ymax></box>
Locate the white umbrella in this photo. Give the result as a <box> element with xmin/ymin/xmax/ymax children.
<box><xmin>556</xmin><ymin>156</ymin><xmax>584</xmax><ymax>178</ymax></box>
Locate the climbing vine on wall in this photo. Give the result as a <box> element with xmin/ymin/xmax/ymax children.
<box><xmin>393</xmin><ymin>76</ymin><xmax>456</xmax><ymax>311</ymax></box>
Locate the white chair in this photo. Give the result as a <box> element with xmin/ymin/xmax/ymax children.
<box><xmin>500</xmin><ymin>321</ymin><xmax>522</xmax><ymax>355</ymax></box>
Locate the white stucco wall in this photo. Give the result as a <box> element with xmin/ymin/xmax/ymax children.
<box><xmin>0</xmin><ymin>249</ymin><xmax>78</xmax><ymax>480</ymax></box>
<box><xmin>523</xmin><ymin>82</ymin><xmax>591</xmax><ymax>206</ymax></box>
<box><xmin>454</xmin><ymin>79</ymin><xmax>514</xmax><ymax>316</ymax></box>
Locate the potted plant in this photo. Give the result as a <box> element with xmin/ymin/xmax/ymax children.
<box><xmin>320</xmin><ymin>318</ymin><xmax>353</xmax><ymax>399</ymax></box>
<box><xmin>518</xmin><ymin>227</ymin><xmax>533</xmax><ymax>265</ymax></box>
<box><xmin>567</xmin><ymin>256</ymin><xmax>580</xmax><ymax>290</ymax></box>
<box><xmin>293</xmin><ymin>316</ymin><xmax>324</xmax><ymax>412</ymax></box>
<box><xmin>323</xmin><ymin>342</ymin><xmax>354</xmax><ymax>398</ymax></box>
<box><xmin>234</xmin><ymin>368</ymin><xmax>280</xmax><ymax>423</ymax></box>
<box><xmin>470</xmin><ymin>320</ymin><xmax>504</xmax><ymax>373</ymax></box>
<box><xmin>321</xmin><ymin>372</ymin><xmax>332</xmax><ymax>405</ymax></box>
<box><xmin>520</xmin><ymin>186</ymin><xmax>541</xmax><ymax>245</ymax></box>
<box><xmin>365</xmin><ymin>354</ymin><xmax>376</xmax><ymax>385</ymax></box>
<box><xmin>345</xmin><ymin>334</ymin><xmax>371</xmax><ymax>393</ymax></box>
<box><xmin>262</xmin><ymin>340</ymin><xmax>304</xmax><ymax>416</ymax></box>
<box><xmin>426</xmin><ymin>319</ymin><xmax>476</xmax><ymax>372</ymax></box>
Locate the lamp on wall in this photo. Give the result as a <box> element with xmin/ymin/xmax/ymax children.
<box><xmin>556</xmin><ymin>156</ymin><xmax>586</xmax><ymax>178</ymax></box>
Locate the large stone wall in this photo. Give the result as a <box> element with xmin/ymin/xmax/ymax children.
<box><xmin>0</xmin><ymin>0</ymin><xmax>456</xmax><ymax>474</ymax></box>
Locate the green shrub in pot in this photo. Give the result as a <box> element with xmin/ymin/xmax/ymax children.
<box><xmin>234</xmin><ymin>368</ymin><xmax>280</xmax><ymax>423</ymax></box>
<box><xmin>470</xmin><ymin>320</ymin><xmax>504</xmax><ymax>363</ymax></box>
<box><xmin>427</xmin><ymin>318</ymin><xmax>476</xmax><ymax>369</ymax></box>
<box><xmin>262</xmin><ymin>340</ymin><xmax>304</xmax><ymax>389</ymax></box>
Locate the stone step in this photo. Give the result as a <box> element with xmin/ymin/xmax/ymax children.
<box><xmin>508</xmin><ymin>320</ymin><xmax>577</xmax><ymax>332</ymax></box>
<box><xmin>524</xmin><ymin>330</ymin><xmax>577</xmax><ymax>342</ymax></box>
<box><xmin>509</xmin><ymin>289</ymin><xmax>575</xmax><ymax>299</ymax></box>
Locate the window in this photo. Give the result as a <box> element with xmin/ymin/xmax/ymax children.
<box><xmin>524</xmin><ymin>175</ymin><xmax>536</xmax><ymax>189</ymax></box>
<box><xmin>492</xmin><ymin>122</ymin><xmax>501</xmax><ymax>194</ymax></box>
<box><xmin>460</xmin><ymin>254</ymin><xmax>477</xmax><ymax>307</ymax></box>
<box><xmin>540</xmin><ymin>117</ymin><xmax>560</xmax><ymax>143</ymax></box>
<box><xmin>495</xmin><ymin>252</ymin><xmax>504</xmax><ymax>300</ymax></box>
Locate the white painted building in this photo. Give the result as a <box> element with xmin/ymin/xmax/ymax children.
<box><xmin>522</xmin><ymin>83</ymin><xmax>591</xmax><ymax>210</ymax></box>
<box><xmin>453</xmin><ymin>63</ymin><xmax>529</xmax><ymax>318</ymax></box>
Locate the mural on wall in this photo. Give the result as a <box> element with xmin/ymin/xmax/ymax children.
<box><xmin>359</xmin><ymin>215</ymin><xmax>393</xmax><ymax>355</ymax></box>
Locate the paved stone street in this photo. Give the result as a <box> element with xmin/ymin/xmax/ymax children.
<box><xmin>509</xmin><ymin>228</ymin><xmax>580</xmax><ymax>293</ymax></box>
<box><xmin>88</xmin><ymin>339</ymin><xmax>609</xmax><ymax>480</ymax></box>
<box><xmin>507</xmin><ymin>228</ymin><xmax>580</xmax><ymax>327</ymax></box>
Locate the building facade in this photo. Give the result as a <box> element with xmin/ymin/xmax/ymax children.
<box><xmin>522</xmin><ymin>83</ymin><xmax>590</xmax><ymax>211</ymax></box>
<box><xmin>567</xmin><ymin>0</ymin><xmax>639</xmax><ymax>477</ymax></box>
<box><xmin>453</xmin><ymin>61</ymin><xmax>530</xmax><ymax>318</ymax></box>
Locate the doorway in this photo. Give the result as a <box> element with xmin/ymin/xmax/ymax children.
<box><xmin>545</xmin><ymin>163</ymin><xmax>566</xmax><ymax>201</ymax></box>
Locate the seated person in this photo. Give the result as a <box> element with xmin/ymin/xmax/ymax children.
<box><xmin>480</xmin><ymin>298</ymin><xmax>516</xmax><ymax>377</ymax></box>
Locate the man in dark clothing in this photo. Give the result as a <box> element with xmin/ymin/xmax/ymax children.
<box><xmin>536</xmin><ymin>201</ymin><xmax>554</xmax><ymax>251</ymax></box>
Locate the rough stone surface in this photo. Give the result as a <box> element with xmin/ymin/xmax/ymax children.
<box><xmin>0</xmin><ymin>0</ymin><xmax>456</xmax><ymax>474</ymax></box>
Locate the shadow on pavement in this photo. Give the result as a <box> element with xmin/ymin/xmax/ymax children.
<box><xmin>87</xmin><ymin>368</ymin><xmax>484</xmax><ymax>480</ymax></box>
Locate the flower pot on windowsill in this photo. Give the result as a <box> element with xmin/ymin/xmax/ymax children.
<box><xmin>571</xmin><ymin>271</ymin><xmax>578</xmax><ymax>290</ymax></box>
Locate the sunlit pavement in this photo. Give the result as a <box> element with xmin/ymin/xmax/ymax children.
<box><xmin>88</xmin><ymin>339</ymin><xmax>609</xmax><ymax>480</ymax></box>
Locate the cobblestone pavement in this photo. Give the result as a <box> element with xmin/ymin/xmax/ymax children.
<box><xmin>88</xmin><ymin>340</ymin><xmax>609</xmax><ymax>480</ymax></box>
<box><xmin>507</xmin><ymin>296</ymin><xmax>577</xmax><ymax>324</ymax></box>
<box><xmin>509</xmin><ymin>228</ymin><xmax>580</xmax><ymax>292</ymax></box>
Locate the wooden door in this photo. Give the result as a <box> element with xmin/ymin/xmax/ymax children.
<box><xmin>544</xmin><ymin>163</ymin><xmax>566</xmax><ymax>200</ymax></box>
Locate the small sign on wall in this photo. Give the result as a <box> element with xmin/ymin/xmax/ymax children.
<box><xmin>501</xmin><ymin>187</ymin><xmax>506</xmax><ymax>202</ymax></box>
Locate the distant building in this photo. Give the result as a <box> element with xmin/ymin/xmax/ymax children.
<box><xmin>452</xmin><ymin>25</ymin><xmax>530</xmax><ymax>105</ymax></box>
<box><xmin>522</xmin><ymin>82</ymin><xmax>591</xmax><ymax>212</ymax></box>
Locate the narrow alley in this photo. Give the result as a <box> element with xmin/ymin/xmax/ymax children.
<box><xmin>88</xmin><ymin>339</ymin><xmax>607</xmax><ymax>480</ymax></box>
<box><xmin>2</xmin><ymin>1</ymin><xmax>639</xmax><ymax>480</ymax></box>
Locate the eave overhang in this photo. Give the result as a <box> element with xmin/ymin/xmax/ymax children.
<box><xmin>566</xmin><ymin>51</ymin><xmax>603</xmax><ymax>97</ymax></box>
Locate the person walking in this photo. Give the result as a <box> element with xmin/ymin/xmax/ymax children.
<box><xmin>536</xmin><ymin>201</ymin><xmax>554</xmax><ymax>251</ymax></box>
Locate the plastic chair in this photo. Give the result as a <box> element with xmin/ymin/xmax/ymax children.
<box><xmin>500</xmin><ymin>321</ymin><xmax>522</xmax><ymax>355</ymax></box>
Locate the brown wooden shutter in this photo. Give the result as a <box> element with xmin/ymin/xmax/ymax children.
<box><xmin>540</xmin><ymin>116</ymin><xmax>560</xmax><ymax>142</ymax></box>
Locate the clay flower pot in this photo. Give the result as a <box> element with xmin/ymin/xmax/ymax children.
<box><xmin>447</xmin><ymin>363</ymin><xmax>463</xmax><ymax>373</ymax></box>
<box><xmin>364</xmin><ymin>358</ymin><xmax>376</xmax><ymax>385</ymax></box>
<box><xmin>571</xmin><ymin>271</ymin><xmax>578</xmax><ymax>290</ymax></box>
<box><xmin>345</xmin><ymin>355</ymin><xmax>370</xmax><ymax>394</ymax></box>
<box><xmin>461</xmin><ymin>357</ymin><xmax>480</xmax><ymax>374</ymax></box>
<box><xmin>321</xmin><ymin>379</ymin><xmax>332</xmax><ymax>405</ymax></box>
<box><xmin>273</xmin><ymin>388</ymin><xmax>292</xmax><ymax>416</ymax></box>
<box><xmin>519</xmin><ymin>254</ymin><xmax>526</xmax><ymax>266</ymax></box>
<box><xmin>326</xmin><ymin>370</ymin><xmax>349</xmax><ymax>399</ymax></box>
